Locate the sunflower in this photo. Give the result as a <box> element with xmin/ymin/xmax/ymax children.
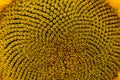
<box><xmin>0</xmin><ymin>0</ymin><xmax>120</xmax><ymax>80</ymax></box>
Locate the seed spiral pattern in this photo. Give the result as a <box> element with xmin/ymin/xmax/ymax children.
<box><xmin>0</xmin><ymin>0</ymin><xmax>120</xmax><ymax>80</ymax></box>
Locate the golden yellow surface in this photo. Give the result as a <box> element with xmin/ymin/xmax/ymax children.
<box><xmin>108</xmin><ymin>0</ymin><xmax>120</xmax><ymax>17</ymax></box>
<box><xmin>114</xmin><ymin>71</ymin><xmax>120</xmax><ymax>80</ymax></box>
<box><xmin>108</xmin><ymin>0</ymin><xmax>120</xmax><ymax>8</ymax></box>
<box><xmin>0</xmin><ymin>0</ymin><xmax>12</xmax><ymax>11</ymax></box>
<box><xmin>119</xmin><ymin>71</ymin><xmax>120</xmax><ymax>80</ymax></box>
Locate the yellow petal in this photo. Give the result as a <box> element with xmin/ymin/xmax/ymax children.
<box><xmin>0</xmin><ymin>5</ymin><xmax>3</xmax><ymax>10</ymax></box>
<box><xmin>0</xmin><ymin>0</ymin><xmax>12</xmax><ymax>11</ymax></box>
<box><xmin>108</xmin><ymin>0</ymin><xmax>120</xmax><ymax>8</ymax></box>
<box><xmin>114</xmin><ymin>77</ymin><xmax>119</xmax><ymax>80</ymax></box>
<box><xmin>118</xmin><ymin>70</ymin><xmax>120</xmax><ymax>80</ymax></box>
<box><xmin>0</xmin><ymin>0</ymin><xmax>12</xmax><ymax>6</ymax></box>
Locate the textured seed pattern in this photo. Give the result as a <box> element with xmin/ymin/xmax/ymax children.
<box><xmin>0</xmin><ymin>0</ymin><xmax>120</xmax><ymax>80</ymax></box>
